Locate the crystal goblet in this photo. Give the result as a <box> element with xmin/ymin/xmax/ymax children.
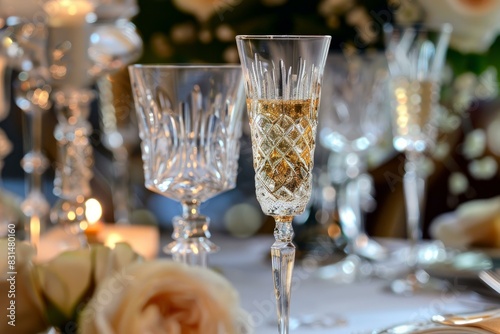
<box><xmin>385</xmin><ymin>24</ymin><xmax>452</xmax><ymax>294</ymax></box>
<box><xmin>236</xmin><ymin>35</ymin><xmax>330</xmax><ymax>334</ymax></box>
<box><xmin>129</xmin><ymin>64</ymin><xmax>245</xmax><ymax>267</ymax></box>
<box><xmin>319</xmin><ymin>52</ymin><xmax>390</xmax><ymax>267</ymax></box>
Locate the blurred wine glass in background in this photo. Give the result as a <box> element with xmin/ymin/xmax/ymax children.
<box><xmin>319</xmin><ymin>52</ymin><xmax>391</xmax><ymax>276</ymax></box>
<box><xmin>385</xmin><ymin>24</ymin><xmax>452</xmax><ymax>295</ymax></box>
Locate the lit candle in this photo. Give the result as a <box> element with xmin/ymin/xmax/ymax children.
<box><xmin>44</xmin><ymin>0</ymin><xmax>95</xmax><ymax>90</ymax></box>
<box><xmin>84</xmin><ymin>198</ymin><xmax>103</xmax><ymax>243</ymax></box>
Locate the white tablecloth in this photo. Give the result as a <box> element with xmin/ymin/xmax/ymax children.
<box><xmin>204</xmin><ymin>235</ymin><xmax>497</xmax><ymax>334</ymax></box>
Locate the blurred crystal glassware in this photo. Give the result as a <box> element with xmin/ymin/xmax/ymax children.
<box><xmin>129</xmin><ymin>64</ymin><xmax>245</xmax><ymax>267</ymax></box>
<box><xmin>44</xmin><ymin>0</ymin><xmax>142</xmax><ymax>242</ymax></box>
<box><xmin>97</xmin><ymin>70</ymin><xmax>139</xmax><ymax>224</ymax></box>
<box><xmin>236</xmin><ymin>35</ymin><xmax>331</xmax><ymax>334</ymax></box>
<box><xmin>319</xmin><ymin>52</ymin><xmax>390</xmax><ymax>268</ymax></box>
<box><xmin>1</xmin><ymin>0</ymin><xmax>52</xmax><ymax>246</ymax></box>
<box><xmin>92</xmin><ymin>0</ymin><xmax>142</xmax><ymax>224</ymax></box>
<box><xmin>90</xmin><ymin>0</ymin><xmax>142</xmax><ymax>77</ymax></box>
<box><xmin>0</xmin><ymin>23</ymin><xmax>13</xmax><ymax>231</ymax></box>
<box><xmin>0</xmin><ymin>45</ymin><xmax>11</xmax><ymax>121</ymax></box>
<box><xmin>385</xmin><ymin>24</ymin><xmax>452</xmax><ymax>294</ymax></box>
<box><xmin>42</xmin><ymin>0</ymin><xmax>97</xmax><ymax>246</ymax></box>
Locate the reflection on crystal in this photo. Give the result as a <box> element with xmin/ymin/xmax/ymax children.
<box><xmin>130</xmin><ymin>65</ymin><xmax>245</xmax><ymax>266</ymax></box>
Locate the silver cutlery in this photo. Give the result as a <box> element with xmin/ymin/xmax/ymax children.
<box><xmin>479</xmin><ymin>270</ymin><xmax>500</xmax><ymax>295</ymax></box>
<box><xmin>432</xmin><ymin>308</ymin><xmax>500</xmax><ymax>326</ymax></box>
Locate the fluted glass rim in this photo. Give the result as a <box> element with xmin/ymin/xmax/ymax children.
<box><xmin>236</xmin><ymin>34</ymin><xmax>331</xmax><ymax>41</ymax></box>
<box><xmin>383</xmin><ymin>22</ymin><xmax>453</xmax><ymax>35</ymax></box>
<box><xmin>129</xmin><ymin>64</ymin><xmax>242</xmax><ymax>70</ymax></box>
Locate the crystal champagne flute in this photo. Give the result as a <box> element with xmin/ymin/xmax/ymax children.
<box><xmin>129</xmin><ymin>64</ymin><xmax>245</xmax><ymax>267</ymax></box>
<box><xmin>385</xmin><ymin>24</ymin><xmax>452</xmax><ymax>294</ymax></box>
<box><xmin>236</xmin><ymin>35</ymin><xmax>330</xmax><ymax>333</ymax></box>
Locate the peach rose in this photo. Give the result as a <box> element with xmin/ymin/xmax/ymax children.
<box><xmin>79</xmin><ymin>260</ymin><xmax>251</xmax><ymax>334</ymax></box>
<box><xmin>418</xmin><ymin>0</ymin><xmax>500</xmax><ymax>53</ymax></box>
<box><xmin>447</xmin><ymin>0</ymin><xmax>499</xmax><ymax>15</ymax></box>
<box><xmin>0</xmin><ymin>239</ymin><xmax>47</xmax><ymax>334</ymax></box>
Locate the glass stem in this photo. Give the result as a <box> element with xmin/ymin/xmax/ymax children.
<box><xmin>338</xmin><ymin>178</ymin><xmax>363</xmax><ymax>239</ymax></box>
<box><xmin>403</xmin><ymin>151</ymin><xmax>425</xmax><ymax>273</ymax></box>
<box><xmin>335</xmin><ymin>153</ymin><xmax>365</xmax><ymax>253</ymax></box>
<box><xmin>271</xmin><ymin>216</ymin><xmax>295</xmax><ymax>334</ymax></box>
<box><xmin>111</xmin><ymin>147</ymin><xmax>131</xmax><ymax>224</ymax></box>
<box><xmin>166</xmin><ymin>200</ymin><xmax>218</xmax><ymax>267</ymax></box>
<box><xmin>21</xmin><ymin>108</ymin><xmax>50</xmax><ymax>217</ymax></box>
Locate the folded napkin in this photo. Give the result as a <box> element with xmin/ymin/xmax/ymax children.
<box><xmin>430</xmin><ymin>196</ymin><xmax>500</xmax><ymax>248</ymax></box>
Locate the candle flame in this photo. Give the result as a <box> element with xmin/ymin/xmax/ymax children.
<box><xmin>104</xmin><ymin>233</ymin><xmax>123</xmax><ymax>249</ymax></box>
<box><xmin>85</xmin><ymin>198</ymin><xmax>102</xmax><ymax>225</ymax></box>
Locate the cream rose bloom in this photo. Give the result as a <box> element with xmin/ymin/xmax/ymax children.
<box><xmin>418</xmin><ymin>0</ymin><xmax>500</xmax><ymax>53</ymax></box>
<box><xmin>36</xmin><ymin>242</ymin><xmax>141</xmax><ymax>322</ymax></box>
<box><xmin>172</xmin><ymin>0</ymin><xmax>232</xmax><ymax>22</ymax></box>
<box><xmin>430</xmin><ymin>196</ymin><xmax>500</xmax><ymax>248</ymax></box>
<box><xmin>0</xmin><ymin>239</ymin><xmax>47</xmax><ymax>334</ymax></box>
<box><xmin>79</xmin><ymin>260</ymin><xmax>250</xmax><ymax>334</ymax></box>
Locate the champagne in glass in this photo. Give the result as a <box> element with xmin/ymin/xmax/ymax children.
<box><xmin>391</xmin><ymin>77</ymin><xmax>439</xmax><ymax>152</ymax></box>
<box><xmin>248</xmin><ymin>98</ymin><xmax>316</xmax><ymax>215</ymax></box>
<box><xmin>237</xmin><ymin>35</ymin><xmax>330</xmax><ymax>334</ymax></box>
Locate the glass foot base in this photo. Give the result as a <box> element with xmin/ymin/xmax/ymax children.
<box><xmin>271</xmin><ymin>312</ymin><xmax>348</xmax><ymax>330</ymax></box>
<box><xmin>390</xmin><ymin>269</ymin><xmax>449</xmax><ymax>295</ymax></box>
<box><xmin>164</xmin><ymin>237</ymin><xmax>219</xmax><ymax>267</ymax></box>
<box><xmin>316</xmin><ymin>255</ymin><xmax>374</xmax><ymax>283</ymax></box>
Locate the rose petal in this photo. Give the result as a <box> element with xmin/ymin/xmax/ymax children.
<box><xmin>39</xmin><ymin>248</ymin><xmax>92</xmax><ymax>317</ymax></box>
<box><xmin>80</xmin><ymin>260</ymin><xmax>242</xmax><ymax>334</ymax></box>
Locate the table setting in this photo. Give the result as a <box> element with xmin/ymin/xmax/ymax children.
<box><xmin>2</xmin><ymin>0</ymin><xmax>500</xmax><ymax>334</ymax></box>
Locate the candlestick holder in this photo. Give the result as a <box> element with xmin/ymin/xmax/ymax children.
<box><xmin>43</xmin><ymin>0</ymin><xmax>95</xmax><ymax>245</ymax></box>
<box><xmin>1</xmin><ymin>10</ymin><xmax>53</xmax><ymax>244</ymax></box>
<box><xmin>46</xmin><ymin>0</ymin><xmax>142</xmax><ymax>239</ymax></box>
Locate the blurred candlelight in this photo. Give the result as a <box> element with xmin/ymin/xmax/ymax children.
<box><xmin>44</xmin><ymin>0</ymin><xmax>94</xmax><ymax>26</ymax></box>
<box><xmin>29</xmin><ymin>215</ymin><xmax>40</xmax><ymax>252</ymax></box>
<box><xmin>44</xmin><ymin>0</ymin><xmax>95</xmax><ymax>89</ymax></box>
<box><xmin>84</xmin><ymin>198</ymin><xmax>103</xmax><ymax>242</ymax></box>
<box><xmin>104</xmin><ymin>232</ymin><xmax>123</xmax><ymax>249</ymax></box>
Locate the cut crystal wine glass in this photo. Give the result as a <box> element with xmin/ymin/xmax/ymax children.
<box><xmin>236</xmin><ymin>35</ymin><xmax>330</xmax><ymax>334</ymax></box>
<box><xmin>385</xmin><ymin>24</ymin><xmax>452</xmax><ymax>294</ymax></box>
<box><xmin>319</xmin><ymin>52</ymin><xmax>390</xmax><ymax>269</ymax></box>
<box><xmin>129</xmin><ymin>64</ymin><xmax>245</xmax><ymax>267</ymax></box>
